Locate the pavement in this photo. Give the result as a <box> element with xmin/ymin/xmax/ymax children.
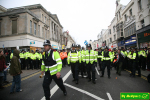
<box><xmin>0</xmin><ymin>65</ymin><xmax>149</xmax><ymax>100</ymax></box>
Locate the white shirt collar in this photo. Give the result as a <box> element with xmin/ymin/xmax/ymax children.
<box><xmin>48</xmin><ymin>49</ymin><xmax>51</xmax><ymax>54</ymax></box>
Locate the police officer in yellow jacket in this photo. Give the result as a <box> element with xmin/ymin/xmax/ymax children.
<box><xmin>100</xmin><ymin>46</ymin><xmax>113</xmax><ymax>78</ymax></box>
<box><xmin>67</xmin><ymin>44</ymin><xmax>81</xmax><ymax>84</ymax></box>
<box><xmin>41</xmin><ymin>40</ymin><xmax>67</xmax><ymax>100</ymax></box>
<box><xmin>85</xmin><ymin>44</ymin><xmax>97</xmax><ymax>84</ymax></box>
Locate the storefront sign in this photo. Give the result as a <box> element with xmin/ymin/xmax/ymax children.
<box><xmin>125</xmin><ymin>39</ymin><xmax>136</xmax><ymax>45</ymax></box>
<box><xmin>30</xmin><ymin>41</ymin><xmax>35</xmax><ymax>44</ymax></box>
<box><xmin>144</xmin><ymin>33</ymin><xmax>150</xmax><ymax>37</ymax></box>
<box><xmin>52</xmin><ymin>45</ymin><xmax>58</xmax><ymax>49</ymax></box>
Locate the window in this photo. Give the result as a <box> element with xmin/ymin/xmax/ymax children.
<box><xmin>42</xmin><ymin>14</ymin><xmax>44</xmax><ymax>21</ymax></box>
<box><xmin>124</xmin><ymin>14</ymin><xmax>127</xmax><ymax>21</ymax></box>
<box><xmin>109</xmin><ymin>29</ymin><xmax>111</xmax><ymax>34</ymax></box>
<box><xmin>114</xmin><ymin>35</ymin><xmax>116</xmax><ymax>40</ymax></box>
<box><xmin>12</xmin><ymin>20</ymin><xmax>17</xmax><ymax>34</ymax></box>
<box><xmin>42</xmin><ymin>27</ymin><xmax>44</xmax><ymax>37</ymax></box>
<box><xmin>30</xmin><ymin>20</ymin><xmax>32</xmax><ymax>33</ymax></box>
<box><xmin>34</xmin><ymin>23</ymin><xmax>36</xmax><ymax>35</ymax></box>
<box><xmin>119</xmin><ymin>11</ymin><xmax>121</xmax><ymax>19</ymax></box>
<box><xmin>113</xmin><ymin>26</ymin><xmax>115</xmax><ymax>33</ymax></box>
<box><xmin>141</xmin><ymin>19</ymin><xmax>145</xmax><ymax>28</ymax></box>
<box><xmin>130</xmin><ymin>9</ymin><xmax>132</xmax><ymax>16</ymax></box>
<box><xmin>138</xmin><ymin>0</ymin><xmax>142</xmax><ymax>11</ymax></box>
<box><xmin>45</xmin><ymin>29</ymin><xmax>47</xmax><ymax>39</ymax></box>
<box><xmin>110</xmin><ymin>38</ymin><xmax>112</xmax><ymax>42</ymax></box>
<box><xmin>38</xmin><ymin>25</ymin><xmax>40</xmax><ymax>36</ymax></box>
<box><xmin>45</xmin><ymin>16</ymin><xmax>46</xmax><ymax>23</ymax></box>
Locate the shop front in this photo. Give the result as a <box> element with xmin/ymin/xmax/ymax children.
<box><xmin>125</xmin><ymin>35</ymin><xmax>137</xmax><ymax>48</ymax></box>
<box><xmin>137</xmin><ymin>25</ymin><xmax>150</xmax><ymax>48</ymax></box>
<box><xmin>118</xmin><ymin>41</ymin><xmax>124</xmax><ymax>49</ymax></box>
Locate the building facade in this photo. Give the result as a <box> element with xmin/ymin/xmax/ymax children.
<box><xmin>0</xmin><ymin>4</ymin><xmax>70</xmax><ymax>51</ymax></box>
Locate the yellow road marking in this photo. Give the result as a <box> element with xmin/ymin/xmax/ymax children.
<box><xmin>4</xmin><ymin>71</ymin><xmax>41</xmax><ymax>87</ymax></box>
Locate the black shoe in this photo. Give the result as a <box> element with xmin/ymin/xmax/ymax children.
<box><xmin>92</xmin><ymin>81</ymin><xmax>96</xmax><ymax>84</ymax></box>
<box><xmin>82</xmin><ymin>76</ymin><xmax>84</xmax><ymax>78</ymax></box>
<box><xmin>4</xmin><ymin>81</ymin><xmax>9</xmax><ymax>83</ymax></box>
<box><xmin>108</xmin><ymin>76</ymin><xmax>111</xmax><ymax>79</ymax></box>
<box><xmin>72</xmin><ymin>79</ymin><xmax>75</xmax><ymax>82</ymax></box>
<box><xmin>76</xmin><ymin>80</ymin><xmax>78</xmax><ymax>84</ymax></box>
<box><xmin>116</xmin><ymin>72</ymin><xmax>118</xmax><ymax>74</ymax></box>
<box><xmin>118</xmin><ymin>74</ymin><xmax>121</xmax><ymax>76</ymax></box>
<box><xmin>100</xmin><ymin>75</ymin><xmax>103</xmax><ymax>77</ymax></box>
<box><xmin>88</xmin><ymin>79</ymin><xmax>91</xmax><ymax>82</ymax></box>
<box><xmin>63</xmin><ymin>91</ymin><xmax>67</xmax><ymax>96</ymax></box>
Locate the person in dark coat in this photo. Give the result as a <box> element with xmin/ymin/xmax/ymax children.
<box><xmin>0</xmin><ymin>49</ymin><xmax>7</xmax><ymax>89</ymax></box>
<box><xmin>9</xmin><ymin>49</ymin><xmax>22</xmax><ymax>94</ymax></box>
<box><xmin>147</xmin><ymin>48</ymin><xmax>150</xmax><ymax>71</ymax></box>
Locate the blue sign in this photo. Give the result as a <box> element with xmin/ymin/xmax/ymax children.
<box><xmin>52</xmin><ymin>45</ymin><xmax>58</xmax><ymax>49</ymax></box>
<box><xmin>3</xmin><ymin>44</ymin><xmax>4</xmax><ymax>48</ymax></box>
<box><xmin>125</xmin><ymin>39</ymin><xmax>136</xmax><ymax>45</ymax></box>
<box><xmin>84</xmin><ymin>41</ymin><xmax>88</xmax><ymax>45</ymax></box>
<box><xmin>30</xmin><ymin>41</ymin><xmax>35</xmax><ymax>44</ymax></box>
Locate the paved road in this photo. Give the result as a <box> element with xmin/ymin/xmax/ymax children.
<box><xmin>0</xmin><ymin>66</ymin><xmax>149</xmax><ymax>100</ymax></box>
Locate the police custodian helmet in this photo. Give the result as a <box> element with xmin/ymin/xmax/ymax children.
<box><xmin>43</xmin><ymin>40</ymin><xmax>51</xmax><ymax>46</ymax></box>
<box><xmin>87</xmin><ymin>44</ymin><xmax>91</xmax><ymax>47</ymax></box>
<box><xmin>72</xmin><ymin>43</ymin><xmax>76</xmax><ymax>47</ymax></box>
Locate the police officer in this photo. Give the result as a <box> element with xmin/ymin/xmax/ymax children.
<box><xmin>25</xmin><ymin>49</ymin><xmax>30</xmax><ymax>70</ymax></box>
<box><xmin>140</xmin><ymin>47</ymin><xmax>147</xmax><ymax>70</ymax></box>
<box><xmin>34</xmin><ymin>49</ymin><xmax>39</xmax><ymax>69</ymax></box>
<box><xmin>41</xmin><ymin>40</ymin><xmax>67</xmax><ymax>100</ymax></box>
<box><xmin>100</xmin><ymin>46</ymin><xmax>113</xmax><ymax>79</ymax></box>
<box><xmin>97</xmin><ymin>47</ymin><xmax>103</xmax><ymax>71</ymax></box>
<box><xmin>19</xmin><ymin>50</ymin><xmax>25</xmax><ymax>70</ymax></box>
<box><xmin>85</xmin><ymin>44</ymin><xmax>97</xmax><ymax>84</ymax></box>
<box><xmin>67</xmin><ymin>44</ymin><xmax>81</xmax><ymax>84</ymax></box>
<box><xmin>81</xmin><ymin>47</ymin><xmax>86</xmax><ymax>76</ymax></box>
<box><xmin>131</xmin><ymin>48</ymin><xmax>141</xmax><ymax>77</ymax></box>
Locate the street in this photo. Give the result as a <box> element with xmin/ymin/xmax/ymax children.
<box><xmin>0</xmin><ymin>66</ymin><xmax>149</xmax><ymax>100</ymax></box>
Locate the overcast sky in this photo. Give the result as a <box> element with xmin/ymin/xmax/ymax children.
<box><xmin>0</xmin><ymin>0</ymin><xmax>131</xmax><ymax>47</ymax></box>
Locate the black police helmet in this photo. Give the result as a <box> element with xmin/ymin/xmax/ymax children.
<box><xmin>43</xmin><ymin>40</ymin><xmax>51</xmax><ymax>46</ymax></box>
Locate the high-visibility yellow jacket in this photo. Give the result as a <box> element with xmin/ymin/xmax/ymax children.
<box><xmin>41</xmin><ymin>50</ymin><xmax>62</xmax><ymax>75</ymax></box>
<box><xmin>101</xmin><ymin>51</ymin><xmax>113</xmax><ymax>62</ymax></box>
<box><xmin>85</xmin><ymin>50</ymin><xmax>97</xmax><ymax>64</ymax></box>
<box><xmin>67</xmin><ymin>50</ymin><xmax>81</xmax><ymax>64</ymax></box>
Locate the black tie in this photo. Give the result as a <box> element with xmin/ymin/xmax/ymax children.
<box><xmin>45</xmin><ymin>52</ymin><xmax>48</xmax><ymax>59</ymax></box>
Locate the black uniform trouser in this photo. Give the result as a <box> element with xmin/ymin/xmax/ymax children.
<box><xmin>29</xmin><ymin>58</ymin><xmax>32</xmax><ymax>68</ymax></box>
<box><xmin>71</xmin><ymin>62</ymin><xmax>79</xmax><ymax>80</ymax></box>
<box><xmin>147</xmin><ymin>61</ymin><xmax>150</xmax><ymax>70</ymax></box>
<box><xmin>30</xmin><ymin>59</ymin><xmax>33</xmax><ymax>70</ymax></box>
<box><xmin>102</xmin><ymin>61</ymin><xmax>111</xmax><ymax>77</ymax></box>
<box><xmin>43</xmin><ymin>71</ymin><xmax>66</xmax><ymax>100</ymax></box>
<box><xmin>79</xmin><ymin>62</ymin><xmax>85</xmax><ymax>77</ymax></box>
<box><xmin>131</xmin><ymin>62</ymin><xmax>141</xmax><ymax>76</ymax></box>
<box><xmin>87</xmin><ymin>63</ymin><xmax>95</xmax><ymax>81</ymax></box>
<box><xmin>98</xmin><ymin>58</ymin><xmax>102</xmax><ymax>70</ymax></box>
<box><xmin>128</xmin><ymin>59</ymin><xmax>133</xmax><ymax>72</ymax></box>
<box><xmin>20</xmin><ymin>58</ymin><xmax>24</xmax><ymax>69</ymax></box>
<box><xmin>26</xmin><ymin>58</ymin><xmax>29</xmax><ymax>70</ymax></box>
<box><xmin>35</xmin><ymin>59</ymin><xmax>39</xmax><ymax>69</ymax></box>
<box><xmin>141</xmin><ymin>56</ymin><xmax>146</xmax><ymax>70</ymax></box>
<box><xmin>62</xmin><ymin>58</ymin><xmax>67</xmax><ymax>67</ymax></box>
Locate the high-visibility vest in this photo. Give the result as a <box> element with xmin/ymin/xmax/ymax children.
<box><xmin>10</xmin><ymin>53</ymin><xmax>13</xmax><ymax>59</ymax></box>
<box><xmin>19</xmin><ymin>53</ymin><xmax>24</xmax><ymax>58</ymax></box>
<box><xmin>85</xmin><ymin>50</ymin><xmax>97</xmax><ymax>64</ymax></box>
<box><xmin>101</xmin><ymin>51</ymin><xmax>113</xmax><ymax>62</ymax></box>
<box><xmin>67</xmin><ymin>50</ymin><xmax>81</xmax><ymax>64</ymax></box>
<box><xmin>41</xmin><ymin>50</ymin><xmax>62</xmax><ymax>75</ymax></box>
